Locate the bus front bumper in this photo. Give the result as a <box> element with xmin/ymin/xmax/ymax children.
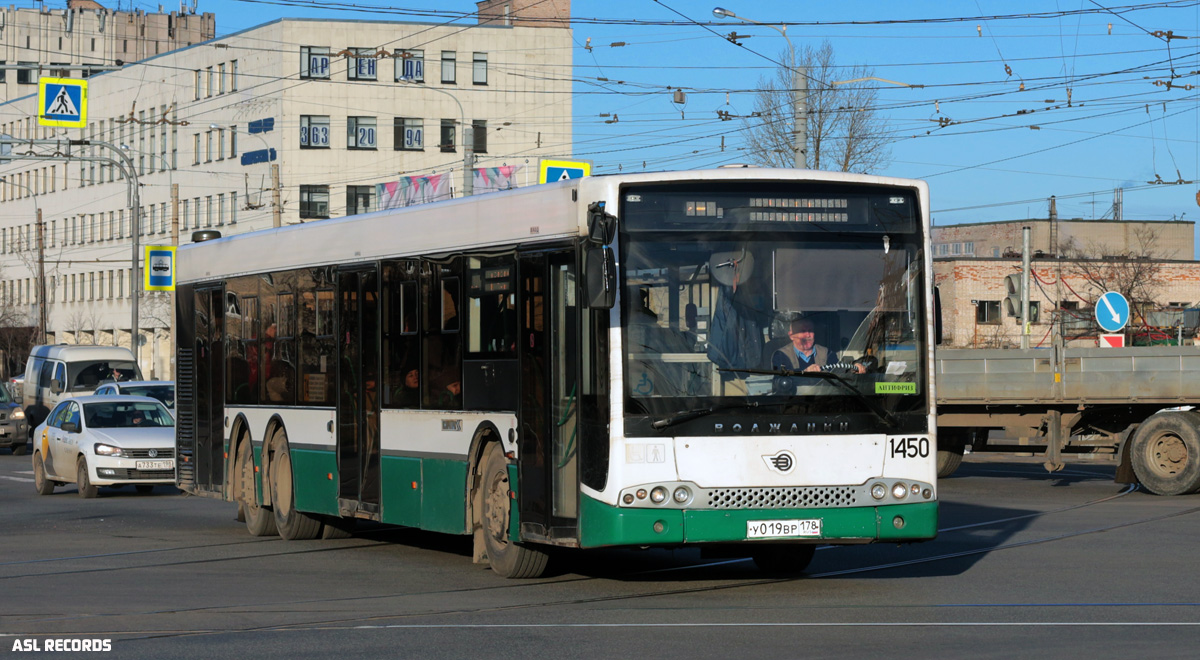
<box><xmin>578</xmin><ymin>493</ymin><xmax>937</xmax><ymax>549</ymax></box>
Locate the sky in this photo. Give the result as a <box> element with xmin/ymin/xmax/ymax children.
<box><xmin>73</xmin><ymin>0</ymin><xmax>1200</xmax><ymax>230</ymax></box>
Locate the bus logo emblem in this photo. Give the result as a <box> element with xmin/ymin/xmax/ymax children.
<box><xmin>763</xmin><ymin>451</ymin><xmax>795</xmax><ymax>474</ymax></box>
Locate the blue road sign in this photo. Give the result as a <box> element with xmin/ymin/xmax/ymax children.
<box><xmin>38</xmin><ymin>77</ymin><xmax>88</xmax><ymax>128</ymax></box>
<box><xmin>1096</xmin><ymin>291</ymin><xmax>1130</xmax><ymax>333</ymax></box>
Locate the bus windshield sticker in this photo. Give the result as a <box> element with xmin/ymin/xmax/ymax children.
<box><xmin>876</xmin><ymin>382</ymin><xmax>917</xmax><ymax>395</ymax></box>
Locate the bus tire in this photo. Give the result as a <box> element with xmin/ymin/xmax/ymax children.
<box><xmin>751</xmin><ymin>544</ymin><xmax>816</xmax><ymax>574</ymax></box>
<box><xmin>237</xmin><ymin>437</ymin><xmax>277</xmax><ymax>537</ymax></box>
<box><xmin>268</xmin><ymin>428</ymin><xmax>322</xmax><ymax>540</ymax></box>
<box><xmin>481</xmin><ymin>444</ymin><xmax>548</xmax><ymax>579</ymax></box>
<box><xmin>76</xmin><ymin>457</ymin><xmax>98</xmax><ymax>499</ymax></box>
<box><xmin>1130</xmin><ymin>411</ymin><xmax>1200</xmax><ymax>496</ymax></box>
<box><xmin>33</xmin><ymin>452</ymin><xmax>55</xmax><ymax>495</ymax></box>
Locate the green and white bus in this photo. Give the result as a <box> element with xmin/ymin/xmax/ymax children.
<box><xmin>175</xmin><ymin>168</ymin><xmax>937</xmax><ymax>578</ymax></box>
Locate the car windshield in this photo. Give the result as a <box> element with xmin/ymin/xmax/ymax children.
<box><xmin>122</xmin><ymin>385</ymin><xmax>175</xmax><ymax>408</ymax></box>
<box><xmin>0</xmin><ymin>386</ymin><xmax>11</xmax><ymax>403</ymax></box>
<box><xmin>83</xmin><ymin>401</ymin><xmax>174</xmax><ymax>428</ymax></box>
<box><xmin>69</xmin><ymin>360</ymin><xmax>140</xmax><ymax>392</ymax></box>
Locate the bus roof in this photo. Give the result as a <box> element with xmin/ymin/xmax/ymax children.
<box><xmin>177</xmin><ymin>168</ymin><xmax>928</xmax><ymax>284</ymax></box>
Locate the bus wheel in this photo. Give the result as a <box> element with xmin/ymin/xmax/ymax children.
<box><xmin>1130</xmin><ymin>411</ymin><xmax>1200</xmax><ymax>496</ymax></box>
<box><xmin>237</xmin><ymin>437</ymin><xmax>277</xmax><ymax>537</ymax></box>
<box><xmin>481</xmin><ymin>444</ymin><xmax>548</xmax><ymax>579</ymax></box>
<box><xmin>268</xmin><ymin>428</ymin><xmax>322</xmax><ymax>540</ymax></box>
<box><xmin>751</xmin><ymin>544</ymin><xmax>816</xmax><ymax>574</ymax></box>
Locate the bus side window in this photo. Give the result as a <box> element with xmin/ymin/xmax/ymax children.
<box><xmin>422</xmin><ymin>260</ymin><xmax>462</xmax><ymax>410</ymax></box>
<box><xmin>382</xmin><ymin>260</ymin><xmax>420</xmax><ymax>409</ymax></box>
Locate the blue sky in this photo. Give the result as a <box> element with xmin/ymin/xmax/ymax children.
<box><xmin>115</xmin><ymin>1</ymin><xmax>1200</xmax><ymax>230</ymax></box>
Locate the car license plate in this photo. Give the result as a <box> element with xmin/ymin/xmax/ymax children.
<box><xmin>746</xmin><ymin>519</ymin><xmax>821</xmax><ymax>539</ymax></box>
<box><xmin>136</xmin><ymin>460</ymin><xmax>173</xmax><ymax>470</ymax></box>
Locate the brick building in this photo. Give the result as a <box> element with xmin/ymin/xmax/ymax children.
<box><xmin>932</xmin><ymin>219</ymin><xmax>1200</xmax><ymax>348</ymax></box>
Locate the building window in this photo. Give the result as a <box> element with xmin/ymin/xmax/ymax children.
<box><xmin>50</xmin><ymin>62</ymin><xmax>71</xmax><ymax>78</ymax></box>
<box><xmin>976</xmin><ymin>300</ymin><xmax>1001</xmax><ymax>325</ymax></box>
<box><xmin>347</xmin><ymin>116</ymin><xmax>377</xmax><ymax>150</ymax></box>
<box><xmin>205</xmin><ymin>130</ymin><xmax>213</xmax><ymax>162</ymax></box>
<box><xmin>230</xmin><ymin>125</ymin><xmax>238</xmax><ymax>158</ymax></box>
<box><xmin>394</xmin><ymin>117</ymin><xmax>423</xmax><ymax>150</ymax></box>
<box><xmin>440</xmin><ymin>119</ymin><xmax>456</xmax><ymax>153</ymax></box>
<box><xmin>441</xmin><ymin>51</ymin><xmax>456</xmax><ymax>84</ymax></box>
<box><xmin>206</xmin><ymin>66</ymin><xmax>213</xmax><ymax>97</ymax></box>
<box><xmin>300</xmin><ymin>115</ymin><xmax>331</xmax><ymax>149</ymax></box>
<box><xmin>193</xmin><ymin>133</ymin><xmax>200</xmax><ymax>165</ymax></box>
<box><xmin>347</xmin><ymin>186</ymin><xmax>375</xmax><ymax>215</ymax></box>
<box><xmin>218</xmin><ymin>193</ymin><xmax>226</xmax><ymax>226</ymax></box>
<box><xmin>300</xmin><ymin>46</ymin><xmax>331</xmax><ymax>79</ymax></box>
<box><xmin>205</xmin><ymin>195</ymin><xmax>213</xmax><ymax>227</ymax></box>
<box><xmin>472</xmin><ymin>120</ymin><xmax>487</xmax><ymax>153</ymax></box>
<box><xmin>231</xmin><ymin>60</ymin><xmax>238</xmax><ymax>91</ymax></box>
<box><xmin>300</xmin><ymin>185</ymin><xmax>330</xmax><ymax>219</ymax></box>
<box><xmin>17</xmin><ymin>62</ymin><xmax>37</xmax><ymax>85</ymax></box>
<box><xmin>218</xmin><ymin>63</ymin><xmax>226</xmax><ymax>94</ymax></box>
<box><xmin>0</xmin><ymin>61</ymin><xmax>6</xmax><ymax>83</ymax></box>
<box><xmin>473</xmin><ymin>52</ymin><xmax>487</xmax><ymax>85</ymax></box>
<box><xmin>217</xmin><ymin>128</ymin><xmax>226</xmax><ymax>160</ymax></box>
<box><xmin>395</xmin><ymin>49</ymin><xmax>423</xmax><ymax>82</ymax></box>
<box><xmin>348</xmin><ymin>47</ymin><xmax>377</xmax><ymax>81</ymax></box>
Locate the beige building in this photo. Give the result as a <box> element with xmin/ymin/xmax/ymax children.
<box><xmin>0</xmin><ymin>0</ymin><xmax>573</xmax><ymax>378</ymax></box>
<box><xmin>1</xmin><ymin>0</ymin><xmax>215</xmax><ymax>103</ymax></box>
<box><xmin>933</xmin><ymin>219</ymin><xmax>1200</xmax><ymax>348</ymax></box>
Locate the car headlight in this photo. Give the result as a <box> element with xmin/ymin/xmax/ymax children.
<box><xmin>93</xmin><ymin>443</ymin><xmax>125</xmax><ymax>457</ymax></box>
<box><xmin>11</xmin><ymin>408</ymin><xmax>24</xmax><ymax>419</ymax></box>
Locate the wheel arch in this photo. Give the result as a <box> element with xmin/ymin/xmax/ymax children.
<box><xmin>466</xmin><ymin>421</ymin><xmax>502</xmax><ymax>559</ymax></box>
<box><xmin>228</xmin><ymin>413</ymin><xmax>256</xmax><ymax>503</ymax></box>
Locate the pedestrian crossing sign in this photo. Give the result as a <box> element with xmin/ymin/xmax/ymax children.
<box><xmin>38</xmin><ymin>77</ymin><xmax>88</xmax><ymax>128</ymax></box>
<box><xmin>538</xmin><ymin>158</ymin><xmax>592</xmax><ymax>184</ymax></box>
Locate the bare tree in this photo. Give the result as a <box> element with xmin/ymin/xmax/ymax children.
<box><xmin>1060</xmin><ymin>226</ymin><xmax>1163</xmax><ymax>322</ymax></box>
<box><xmin>740</xmin><ymin>41</ymin><xmax>893</xmax><ymax>173</ymax></box>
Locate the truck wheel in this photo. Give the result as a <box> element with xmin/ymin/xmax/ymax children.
<box><xmin>237</xmin><ymin>437</ymin><xmax>277</xmax><ymax>537</ymax></box>
<box><xmin>268</xmin><ymin>428</ymin><xmax>322</xmax><ymax>541</ymax></box>
<box><xmin>936</xmin><ymin>431</ymin><xmax>967</xmax><ymax>478</ymax></box>
<box><xmin>1130</xmin><ymin>411</ymin><xmax>1200</xmax><ymax>496</ymax></box>
<box><xmin>751</xmin><ymin>544</ymin><xmax>816</xmax><ymax>574</ymax></box>
<box><xmin>11</xmin><ymin>441</ymin><xmax>28</xmax><ymax>456</ymax></box>
<box><xmin>480</xmin><ymin>444</ymin><xmax>548</xmax><ymax>578</ymax></box>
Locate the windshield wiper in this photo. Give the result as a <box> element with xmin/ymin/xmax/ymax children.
<box><xmin>717</xmin><ymin>366</ymin><xmax>899</xmax><ymax>427</ymax></box>
<box><xmin>651</xmin><ymin>401</ymin><xmax>762</xmax><ymax>431</ymax></box>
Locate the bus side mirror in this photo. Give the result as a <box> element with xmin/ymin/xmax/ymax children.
<box><xmin>584</xmin><ymin>246</ymin><xmax>616</xmax><ymax>310</ymax></box>
<box><xmin>587</xmin><ymin>201</ymin><xmax>616</xmax><ymax>245</ymax></box>
<box><xmin>933</xmin><ymin>286</ymin><xmax>943</xmax><ymax>345</ymax></box>
<box><xmin>50</xmin><ymin>379</ymin><xmax>64</xmax><ymax>394</ymax></box>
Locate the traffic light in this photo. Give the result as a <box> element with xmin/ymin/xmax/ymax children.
<box><xmin>1004</xmin><ymin>273</ymin><xmax>1023</xmax><ymax>318</ymax></box>
<box><xmin>1003</xmin><ymin>272</ymin><xmax>1040</xmax><ymax>323</ymax></box>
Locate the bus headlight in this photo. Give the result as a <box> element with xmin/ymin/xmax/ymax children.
<box><xmin>672</xmin><ymin>486</ymin><xmax>691</xmax><ymax>503</ymax></box>
<box><xmin>891</xmin><ymin>482</ymin><xmax>909</xmax><ymax>499</ymax></box>
<box><xmin>870</xmin><ymin>483</ymin><xmax>887</xmax><ymax>500</ymax></box>
<box><xmin>650</xmin><ymin>486</ymin><xmax>668</xmax><ymax>503</ymax></box>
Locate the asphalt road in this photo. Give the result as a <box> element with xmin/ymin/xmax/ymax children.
<box><xmin>1</xmin><ymin>450</ymin><xmax>1198</xmax><ymax>659</ymax></box>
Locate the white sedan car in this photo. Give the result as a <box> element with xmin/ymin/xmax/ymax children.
<box><xmin>31</xmin><ymin>395</ymin><xmax>176</xmax><ymax>498</ymax></box>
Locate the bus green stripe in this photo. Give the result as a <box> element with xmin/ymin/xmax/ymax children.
<box><xmin>579</xmin><ymin>494</ymin><xmax>937</xmax><ymax>548</ymax></box>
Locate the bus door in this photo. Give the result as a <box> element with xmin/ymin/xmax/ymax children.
<box><xmin>336</xmin><ymin>266</ymin><xmax>382</xmax><ymax>518</ymax></box>
<box><xmin>178</xmin><ymin>285</ymin><xmax>225</xmax><ymax>495</ymax></box>
<box><xmin>517</xmin><ymin>250</ymin><xmax>580</xmax><ymax>542</ymax></box>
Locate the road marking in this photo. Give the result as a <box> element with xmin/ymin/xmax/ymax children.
<box><xmin>14</xmin><ymin>470</ymin><xmax>34</xmax><ymax>475</ymax></box>
<box><xmin>0</xmin><ymin>475</ymin><xmax>34</xmax><ymax>483</ymax></box>
<box><xmin>348</xmin><ymin>622</ymin><xmax>1200</xmax><ymax>629</ymax></box>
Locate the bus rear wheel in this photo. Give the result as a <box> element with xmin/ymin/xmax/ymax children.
<box><xmin>268</xmin><ymin>428</ymin><xmax>322</xmax><ymax>540</ymax></box>
<box><xmin>237</xmin><ymin>437</ymin><xmax>277</xmax><ymax>537</ymax></box>
<box><xmin>481</xmin><ymin>444</ymin><xmax>547</xmax><ymax>579</ymax></box>
<box><xmin>750</xmin><ymin>544</ymin><xmax>816</xmax><ymax>574</ymax></box>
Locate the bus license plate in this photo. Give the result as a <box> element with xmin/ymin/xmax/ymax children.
<box><xmin>747</xmin><ymin>519</ymin><xmax>821</xmax><ymax>539</ymax></box>
<box><xmin>136</xmin><ymin>460</ymin><xmax>173</xmax><ymax>470</ymax></box>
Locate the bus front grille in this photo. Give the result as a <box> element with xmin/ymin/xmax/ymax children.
<box><xmin>706</xmin><ymin>486</ymin><xmax>858</xmax><ymax>509</ymax></box>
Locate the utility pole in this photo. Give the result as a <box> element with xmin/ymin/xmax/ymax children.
<box><xmin>793</xmin><ymin>56</ymin><xmax>807</xmax><ymax>168</ymax></box>
<box><xmin>463</xmin><ymin>124</ymin><xmax>474</xmax><ymax>197</ymax></box>
<box><xmin>170</xmin><ymin>183</ymin><xmax>179</xmax><ymax>380</ymax></box>
<box><xmin>1021</xmin><ymin>226</ymin><xmax>1032</xmax><ymax>350</ymax></box>
<box><xmin>35</xmin><ymin>208</ymin><xmax>47</xmax><ymax>344</ymax></box>
<box><xmin>270</xmin><ymin>164</ymin><xmax>281</xmax><ymax>227</ymax></box>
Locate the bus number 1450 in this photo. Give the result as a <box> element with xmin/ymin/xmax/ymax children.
<box><xmin>889</xmin><ymin>437</ymin><xmax>929</xmax><ymax>459</ymax></box>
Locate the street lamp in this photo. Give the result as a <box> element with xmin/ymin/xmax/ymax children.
<box><xmin>713</xmin><ymin>6</ymin><xmax>805</xmax><ymax>168</ymax></box>
<box><xmin>211</xmin><ymin>123</ymin><xmax>281</xmax><ymax>226</ymax></box>
<box><xmin>396</xmin><ymin>80</ymin><xmax>474</xmax><ymax>197</ymax></box>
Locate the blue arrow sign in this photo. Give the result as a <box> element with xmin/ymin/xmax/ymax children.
<box><xmin>1096</xmin><ymin>291</ymin><xmax>1130</xmax><ymax>333</ymax></box>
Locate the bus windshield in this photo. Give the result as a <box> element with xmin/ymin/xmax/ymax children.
<box><xmin>619</xmin><ymin>183</ymin><xmax>927</xmax><ymax>424</ymax></box>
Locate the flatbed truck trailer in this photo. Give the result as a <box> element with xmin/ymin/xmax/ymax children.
<box><xmin>935</xmin><ymin>346</ymin><xmax>1200</xmax><ymax>495</ymax></box>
